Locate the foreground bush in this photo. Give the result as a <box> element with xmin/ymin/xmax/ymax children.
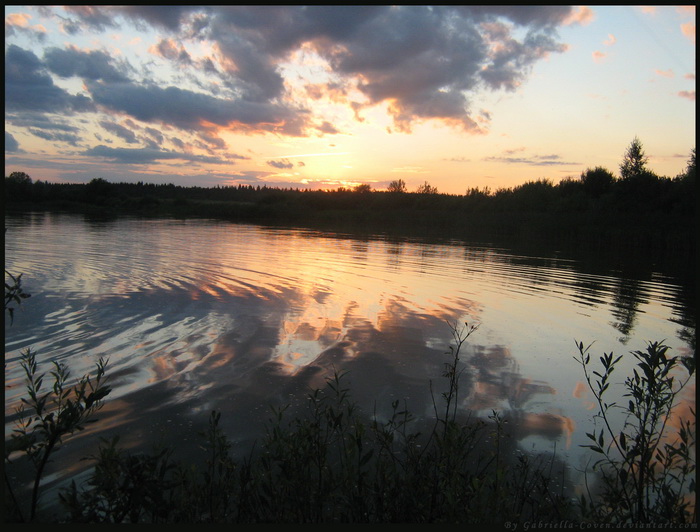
<box><xmin>4</xmin><ymin>349</ymin><xmax>110</xmax><ymax>522</ymax></box>
<box><xmin>5</xmin><ymin>324</ymin><xmax>695</xmax><ymax>524</ymax></box>
<box><xmin>575</xmin><ymin>341</ymin><xmax>696</xmax><ymax>523</ymax></box>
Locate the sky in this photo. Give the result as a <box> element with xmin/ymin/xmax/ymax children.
<box><xmin>4</xmin><ymin>5</ymin><xmax>696</xmax><ymax>194</ymax></box>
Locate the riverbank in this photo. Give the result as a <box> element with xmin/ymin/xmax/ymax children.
<box><xmin>5</xmin><ymin>169</ymin><xmax>696</xmax><ymax>260</ymax></box>
<box><xmin>6</xmin><ymin>196</ymin><xmax>696</xmax><ymax>287</ymax></box>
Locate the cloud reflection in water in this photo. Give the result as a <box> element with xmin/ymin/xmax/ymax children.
<box><xmin>5</xmin><ymin>215</ymin><xmax>691</xmax><ymax>498</ymax></box>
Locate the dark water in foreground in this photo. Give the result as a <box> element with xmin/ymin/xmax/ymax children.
<box><xmin>4</xmin><ymin>212</ymin><xmax>695</xmax><ymax>515</ymax></box>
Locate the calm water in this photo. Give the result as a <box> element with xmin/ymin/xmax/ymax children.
<box><xmin>4</xmin><ymin>212</ymin><xmax>695</xmax><ymax>509</ymax></box>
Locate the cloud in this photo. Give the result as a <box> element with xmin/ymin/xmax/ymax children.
<box><xmin>61</xmin><ymin>6</ymin><xmax>119</xmax><ymax>33</ymax></box>
<box><xmin>150</xmin><ymin>38</ymin><xmax>193</xmax><ymax>65</ymax></box>
<box><xmin>28</xmin><ymin>128</ymin><xmax>82</xmax><ymax>146</ymax></box>
<box><xmin>6</xmin><ymin>112</ymin><xmax>84</xmax><ymax>146</ymax></box>
<box><xmin>5</xmin><ymin>12</ymin><xmax>47</xmax><ymax>41</ymax></box>
<box><xmin>678</xmin><ymin>90</ymin><xmax>695</xmax><ymax>101</ymax></box>
<box><xmin>86</xmin><ymin>80</ymin><xmax>308</xmax><ymax>135</ymax></box>
<box><xmin>44</xmin><ymin>46</ymin><xmax>132</xmax><ymax>82</ymax></box>
<box><xmin>655</xmin><ymin>69</ymin><xmax>674</xmax><ymax>79</ymax></box>
<box><xmin>5</xmin><ymin>5</ymin><xmax>586</xmax><ymax>187</ymax></box>
<box><xmin>56</xmin><ymin>6</ymin><xmax>575</xmax><ymax>134</ymax></box>
<box><xmin>563</xmin><ymin>6</ymin><xmax>595</xmax><ymax>26</ymax></box>
<box><xmin>7</xmin><ymin>111</ymin><xmax>83</xmax><ymax>133</ymax></box>
<box><xmin>315</xmin><ymin>121</ymin><xmax>341</xmax><ymax>135</ymax></box>
<box><xmin>5</xmin><ymin>132</ymin><xmax>20</xmax><ymax>152</ymax></box>
<box><xmin>5</xmin><ymin>44</ymin><xmax>94</xmax><ymax>113</ymax></box>
<box><xmin>317</xmin><ymin>6</ymin><xmax>569</xmax><ymax>131</ymax></box>
<box><xmin>110</xmin><ymin>6</ymin><xmax>198</xmax><ymax>31</ymax></box>
<box><xmin>681</xmin><ymin>22</ymin><xmax>695</xmax><ymax>44</ymax></box>
<box><xmin>212</xmin><ymin>33</ymin><xmax>286</xmax><ymax>103</ymax></box>
<box><xmin>454</xmin><ymin>6</ymin><xmax>576</xmax><ymax>28</ymax></box>
<box><xmin>592</xmin><ymin>33</ymin><xmax>616</xmax><ymax>64</ymax></box>
<box><xmin>195</xmin><ymin>130</ymin><xmax>237</xmax><ymax>153</ymax></box>
<box><xmin>267</xmin><ymin>159</ymin><xmax>294</xmax><ymax>169</ymax></box>
<box><xmin>592</xmin><ymin>51</ymin><xmax>608</xmax><ymax>63</ymax></box>
<box><xmin>100</xmin><ymin>120</ymin><xmax>139</xmax><ymax>144</ymax></box>
<box><xmin>83</xmin><ymin>144</ymin><xmax>229</xmax><ymax>165</ymax></box>
<box><xmin>4</xmin><ymin>154</ymin><xmax>258</xmax><ymax>187</ymax></box>
<box><xmin>484</xmin><ymin>151</ymin><xmax>579</xmax><ymax>166</ymax></box>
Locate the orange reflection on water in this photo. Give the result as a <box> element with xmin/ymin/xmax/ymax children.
<box><xmin>572</xmin><ymin>380</ymin><xmax>597</xmax><ymax>410</ymax></box>
<box><xmin>5</xmin><ymin>216</ymin><xmax>695</xmax><ymax>516</ymax></box>
<box><xmin>517</xmin><ymin>412</ymin><xmax>576</xmax><ymax>448</ymax></box>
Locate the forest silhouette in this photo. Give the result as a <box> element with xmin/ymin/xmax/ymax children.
<box><xmin>5</xmin><ymin>139</ymin><xmax>696</xmax><ymax>264</ymax></box>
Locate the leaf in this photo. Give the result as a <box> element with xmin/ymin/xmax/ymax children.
<box><xmin>681</xmin><ymin>356</ymin><xmax>695</xmax><ymax>376</ymax></box>
<box><xmin>619</xmin><ymin>468</ymin><xmax>628</xmax><ymax>484</ymax></box>
<box><xmin>582</xmin><ymin>445</ymin><xmax>604</xmax><ymax>454</ymax></box>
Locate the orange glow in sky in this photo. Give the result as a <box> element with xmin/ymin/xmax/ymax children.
<box><xmin>4</xmin><ymin>6</ymin><xmax>695</xmax><ymax>194</ymax></box>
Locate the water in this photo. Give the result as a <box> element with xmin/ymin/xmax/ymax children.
<box><xmin>4</xmin><ymin>212</ymin><xmax>695</xmax><ymax>511</ymax></box>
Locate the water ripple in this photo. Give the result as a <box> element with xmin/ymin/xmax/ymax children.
<box><xmin>4</xmin><ymin>214</ymin><xmax>693</xmax><ymax>490</ymax></box>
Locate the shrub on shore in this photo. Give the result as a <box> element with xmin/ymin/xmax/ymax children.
<box><xmin>4</xmin><ymin>320</ymin><xmax>695</xmax><ymax>524</ymax></box>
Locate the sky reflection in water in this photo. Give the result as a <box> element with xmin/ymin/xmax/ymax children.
<box><xmin>4</xmin><ymin>213</ymin><xmax>695</xmax><ymax>495</ymax></box>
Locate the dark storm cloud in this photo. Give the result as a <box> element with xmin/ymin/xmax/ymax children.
<box><xmin>4</xmin><ymin>45</ymin><xmax>94</xmax><ymax>113</ymax></box>
<box><xmin>44</xmin><ymin>46</ymin><xmax>131</xmax><ymax>82</ymax></box>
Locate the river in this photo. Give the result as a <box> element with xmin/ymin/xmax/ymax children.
<box><xmin>4</xmin><ymin>211</ymin><xmax>695</xmax><ymax>517</ymax></box>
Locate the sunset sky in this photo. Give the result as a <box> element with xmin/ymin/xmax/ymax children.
<box><xmin>5</xmin><ymin>5</ymin><xmax>696</xmax><ymax>194</ymax></box>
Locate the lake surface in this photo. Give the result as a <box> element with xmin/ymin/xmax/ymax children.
<box><xmin>4</xmin><ymin>212</ymin><xmax>695</xmax><ymax>512</ymax></box>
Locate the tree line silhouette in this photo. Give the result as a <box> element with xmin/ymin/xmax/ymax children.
<box><xmin>5</xmin><ymin>138</ymin><xmax>696</xmax><ymax>258</ymax></box>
